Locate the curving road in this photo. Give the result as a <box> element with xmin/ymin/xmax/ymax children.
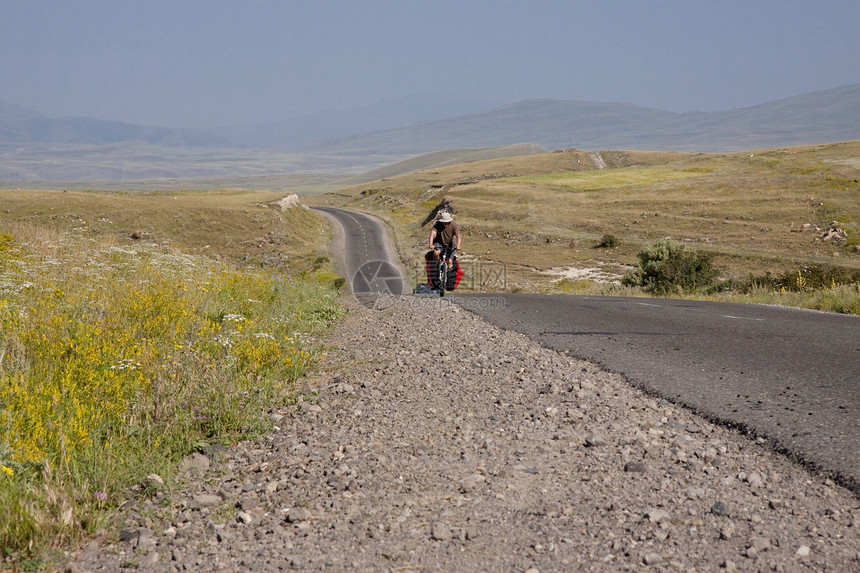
<box><xmin>313</xmin><ymin>207</ymin><xmax>409</xmax><ymax>301</ymax></box>
<box><xmin>317</xmin><ymin>207</ymin><xmax>860</xmax><ymax>493</ymax></box>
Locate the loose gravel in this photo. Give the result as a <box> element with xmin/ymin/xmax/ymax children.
<box><xmin>69</xmin><ymin>296</ymin><xmax>860</xmax><ymax>572</ymax></box>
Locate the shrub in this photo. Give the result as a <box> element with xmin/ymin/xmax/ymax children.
<box><xmin>622</xmin><ymin>240</ymin><xmax>717</xmax><ymax>294</ymax></box>
<box><xmin>596</xmin><ymin>234</ymin><xmax>620</xmax><ymax>248</ymax></box>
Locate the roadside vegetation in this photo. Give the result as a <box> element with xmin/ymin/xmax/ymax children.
<box><xmin>621</xmin><ymin>240</ymin><xmax>717</xmax><ymax>294</ymax></box>
<box><xmin>0</xmin><ymin>189</ymin><xmax>343</xmax><ymax>568</ymax></box>
<box><xmin>308</xmin><ymin>142</ymin><xmax>860</xmax><ymax>314</ymax></box>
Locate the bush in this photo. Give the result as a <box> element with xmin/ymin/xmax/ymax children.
<box><xmin>596</xmin><ymin>234</ymin><xmax>620</xmax><ymax>248</ymax></box>
<box><xmin>622</xmin><ymin>240</ymin><xmax>717</xmax><ymax>294</ymax></box>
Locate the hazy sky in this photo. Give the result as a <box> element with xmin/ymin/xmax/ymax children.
<box><xmin>2</xmin><ymin>0</ymin><xmax>858</xmax><ymax>128</ymax></box>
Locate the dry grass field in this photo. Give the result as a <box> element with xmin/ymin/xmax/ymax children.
<box><xmin>0</xmin><ymin>188</ymin><xmax>335</xmax><ymax>271</ymax></box>
<box><xmin>306</xmin><ymin>142</ymin><xmax>860</xmax><ymax>307</ymax></box>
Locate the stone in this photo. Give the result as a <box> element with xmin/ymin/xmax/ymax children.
<box><xmin>460</xmin><ymin>474</ymin><xmax>486</xmax><ymax>493</ymax></box>
<box><xmin>624</xmin><ymin>461</ymin><xmax>647</xmax><ymax>473</ymax></box>
<box><xmin>746</xmin><ymin>472</ymin><xmax>764</xmax><ymax>489</ymax></box>
<box><xmin>179</xmin><ymin>453</ymin><xmax>210</xmax><ymax>474</ymax></box>
<box><xmin>136</xmin><ymin>533</ymin><xmax>157</xmax><ymax>553</ymax></box>
<box><xmin>745</xmin><ymin>547</ymin><xmax>758</xmax><ymax>559</ymax></box>
<box><xmin>286</xmin><ymin>507</ymin><xmax>313</xmax><ymax>523</ymax></box>
<box><xmin>645</xmin><ymin>509</ymin><xmax>671</xmax><ymax>524</ymax></box>
<box><xmin>191</xmin><ymin>494</ymin><xmax>222</xmax><ymax>508</ymax></box>
<box><xmin>643</xmin><ymin>553</ymin><xmax>662</xmax><ymax>565</ymax></box>
<box><xmin>275</xmin><ymin>194</ymin><xmax>301</xmax><ymax>211</ymax></box>
<box><xmin>795</xmin><ymin>545</ymin><xmax>811</xmax><ymax>558</ymax></box>
<box><xmin>585</xmin><ymin>435</ymin><xmax>607</xmax><ymax>448</ymax></box>
<box><xmin>711</xmin><ymin>501</ymin><xmax>731</xmax><ymax>517</ymax></box>
<box><xmin>431</xmin><ymin>523</ymin><xmax>453</xmax><ymax>541</ymax></box>
<box><xmin>749</xmin><ymin>537</ymin><xmax>771</xmax><ymax>553</ymax></box>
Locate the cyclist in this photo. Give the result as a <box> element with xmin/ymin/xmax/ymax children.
<box><xmin>428</xmin><ymin>211</ymin><xmax>461</xmax><ymax>261</ymax></box>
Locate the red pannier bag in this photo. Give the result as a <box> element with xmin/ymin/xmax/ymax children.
<box><xmin>425</xmin><ymin>250</ymin><xmax>462</xmax><ymax>291</ymax></box>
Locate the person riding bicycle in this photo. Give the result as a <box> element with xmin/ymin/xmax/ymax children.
<box><xmin>428</xmin><ymin>211</ymin><xmax>461</xmax><ymax>261</ymax></box>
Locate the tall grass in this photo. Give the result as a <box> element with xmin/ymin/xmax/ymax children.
<box><xmin>0</xmin><ymin>223</ymin><xmax>343</xmax><ymax>562</ymax></box>
<box><xmin>707</xmin><ymin>268</ymin><xmax>860</xmax><ymax>314</ymax></box>
<box><xmin>711</xmin><ymin>283</ymin><xmax>860</xmax><ymax>314</ymax></box>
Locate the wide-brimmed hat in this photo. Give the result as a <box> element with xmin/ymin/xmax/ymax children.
<box><xmin>437</xmin><ymin>212</ymin><xmax>454</xmax><ymax>223</ymax></box>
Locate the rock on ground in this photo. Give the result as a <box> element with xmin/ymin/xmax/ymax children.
<box><xmin>69</xmin><ymin>297</ymin><xmax>860</xmax><ymax>572</ymax></box>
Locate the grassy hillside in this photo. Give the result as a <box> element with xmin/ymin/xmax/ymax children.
<box><xmin>308</xmin><ymin>142</ymin><xmax>860</xmax><ymax>310</ymax></box>
<box><xmin>0</xmin><ymin>189</ymin><xmax>345</xmax><ymax>566</ymax></box>
<box><xmin>332</xmin><ymin>143</ymin><xmax>548</xmax><ymax>186</ymax></box>
<box><xmin>0</xmin><ymin>187</ymin><xmax>335</xmax><ymax>270</ymax></box>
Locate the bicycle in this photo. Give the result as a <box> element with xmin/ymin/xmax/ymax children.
<box><xmin>435</xmin><ymin>244</ymin><xmax>457</xmax><ymax>297</ymax></box>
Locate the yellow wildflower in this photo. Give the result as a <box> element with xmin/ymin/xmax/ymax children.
<box><xmin>2</xmin><ymin>465</ymin><xmax>13</xmax><ymax>476</ymax></box>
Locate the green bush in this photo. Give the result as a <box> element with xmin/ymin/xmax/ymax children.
<box><xmin>596</xmin><ymin>234</ymin><xmax>620</xmax><ymax>248</ymax></box>
<box><xmin>622</xmin><ymin>240</ymin><xmax>717</xmax><ymax>294</ymax></box>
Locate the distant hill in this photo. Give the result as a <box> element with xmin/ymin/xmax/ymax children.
<box><xmin>3</xmin><ymin>84</ymin><xmax>860</xmax><ymax>153</ymax></box>
<box><xmin>334</xmin><ymin>143</ymin><xmax>549</xmax><ymax>186</ymax></box>
<box><xmin>0</xmin><ymin>93</ymin><xmax>496</xmax><ymax>148</ymax></box>
<box><xmin>204</xmin><ymin>93</ymin><xmax>499</xmax><ymax>146</ymax></box>
<box><xmin>2</xmin><ymin>84</ymin><xmax>860</xmax><ymax>183</ymax></box>
<box><xmin>303</xmin><ymin>83</ymin><xmax>860</xmax><ymax>154</ymax></box>
<box><xmin>0</xmin><ymin>101</ymin><xmax>227</xmax><ymax>146</ymax></box>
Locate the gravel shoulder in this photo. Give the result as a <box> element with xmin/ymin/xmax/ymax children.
<box><xmin>69</xmin><ymin>296</ymin><xmax>860</xmax><ymax>572</ymax></box>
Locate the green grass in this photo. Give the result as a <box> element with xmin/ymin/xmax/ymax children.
<box><xmin>504</xmin><ymin>167</ymin><xmax>706</xmax><ymax>192</ymax></box>
<box><xmin>0</xmin><ymin>190</ymin><xmax>345</xmax><ymax>567</ymax></box>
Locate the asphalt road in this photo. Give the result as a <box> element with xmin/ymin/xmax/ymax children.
<box><xmin>451</xmin><ymin>293</ymin><xmax>860</xmax><ymax>493</ymax></box>
<box><xmin>313</xmin><ymin>207</ymin><xmax>409</xmax><ymax>307</ymax></box>
<box><xmin>316</xmin><ymin>206</ymin><xmax>860</xmax><ymax>493</ymax></box>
